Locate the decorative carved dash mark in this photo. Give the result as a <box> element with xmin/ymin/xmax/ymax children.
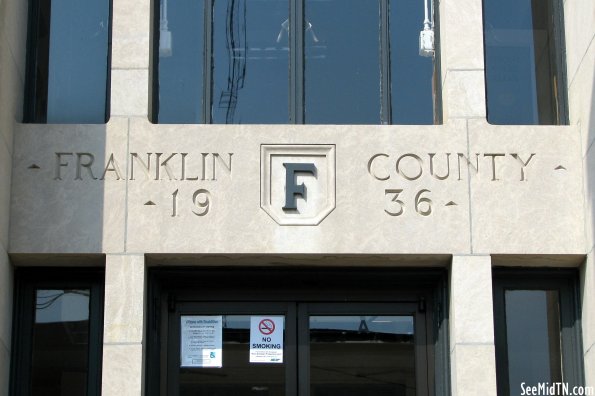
<box><xmin>144</xmin><ymin>201</ymin><xmax>156</xmax><ymax>206</ymax></box>
<box><xmin>28</xmin><ymin>164</ymin><xmax>40</xmax><ymax>170</ymax></box>
<box><xmin>445</xmin><ymin>201</ymin><xmax>457</xmax><ymax>206</ymax></box>
<box><xmin>554</xmin><ymin>165</ymin><xmax>566</xmax><ymax>171</ymax></box>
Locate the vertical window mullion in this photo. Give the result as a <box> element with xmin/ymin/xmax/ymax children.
<box><xmin>24</xmin><ymin>0</ymin><xmax>50</xmax><ymax>123</ymax></box>
<box><xmin>150</xmin><ymin>0</ymin><xmax>159</xmax><ymax>123</ymax></box>
<box><xmin>380</xmin><ymin>0</ymin><xmax>391</xmax><ymax>124</ymax></box>
<box><xmin>104</xmin><ymin>0</ymin><xmax>113</xmax><ymax>122</ymax></box>
<box><xmin>493</xmin><ymin>284</ymin><xmax>511</xmax><ymax>396</ymax></box>
<box><xmin>285</xmin><ymin>303</ymin><xmax>298</xmax><ymax>396</ymax></box>
<box><xmin>560</xmin><ymin>279</ymin><xmax>585</xmax><ymax>387</ymax></box>
<box><xmin>297</xmin><ymin>303</ymin><xmax>309</xmax><ymax>396</ymax></box>
<box><xmin>290</xmin><ymin>0</ymin><xmax>304</xmax><ymax>124</ymax></box>
<box><xmin>87</xmin><ymin>281</ymin><xmax>104</xmax><ymax>396</ymax></box>
<box><xmin>204</xmin><ymin>0</ymin><xmax>213</xmax><ymax>124</ymax></box>
<box><xmin>10</xmin><ymin>281</ymin><xmax>35</xmax><ymax>396</ymax></box>
<box><xmin>551</xmin><ymin>0</ymin><xmax>568</xmax><ymax>125</ymax></box>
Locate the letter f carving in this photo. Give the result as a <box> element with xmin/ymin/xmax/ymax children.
<box><xmin>282</xmin><ymin>163</ymin><xmax>317</xmax><ymax>211</ymax></box>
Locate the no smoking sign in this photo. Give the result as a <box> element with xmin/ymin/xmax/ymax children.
<box><xmin>249</xmin><ymin>316</ymin><xmax>284</xmax><ymax>363</ymax></box>
<box><xmin>259</xmin><ymin>319</ymin><xmax>275</xmax><ymax>335</ymax></box>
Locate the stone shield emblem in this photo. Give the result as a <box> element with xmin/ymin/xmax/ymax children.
<box><xmin>260</xmin><ymin>145</ymin><xmax>336</xmax><ymax>226</ymax></box>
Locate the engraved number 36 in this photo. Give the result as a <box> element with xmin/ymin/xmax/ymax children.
<box><xmin>384</xmin><ymin>189</ymin><xmax>432</xmax><ymax>217</ymax></box>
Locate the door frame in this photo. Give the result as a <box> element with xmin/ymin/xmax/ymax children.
<box><xmin>146</xmin><ymin>267</ymin><xmax>449</xmax><ymax>396</ymax></box>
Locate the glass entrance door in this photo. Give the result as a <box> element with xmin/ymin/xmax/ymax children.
<box><xmin>167</xmin><ymin>303</ymin><xmax>297</xmax><ymax>396</ymax></box>
<box><xmin>303</xmin><ymin>304</ymin><xmax>424</xmax><ymax>396</ymax></box>
<box><xmin>148</xmin><ymin>268</ymin><xmax>444</xmax><ymax>396</ymax></box>
<box><xmin>164</xmin><ymin>302</ymin><xmax>429</xmax><ymax>396</ymax></box>
<box><xmin>308</xmin><ymin>315</ymin><xmax>415</xmax><ymax>396</ymax></box>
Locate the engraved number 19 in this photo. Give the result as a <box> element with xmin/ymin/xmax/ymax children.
<box><xmin>171</xmin><ymin>189</ymin><xmax>211</xmax><ymax>217</ymax></box>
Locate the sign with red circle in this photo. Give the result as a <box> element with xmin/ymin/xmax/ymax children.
<box><xmin>250</xmin><ymin>316</ymin><xmax>284</xmax><ymax>363</ymax></box>
<box><xmin>258</xmin><ymin>319</ymin><xmax>275</xmax><ymax>335</ymax></box>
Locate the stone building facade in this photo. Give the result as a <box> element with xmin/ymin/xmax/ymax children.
<box><xmin>0</xmin><ymin>0</ymin><xmax>593</xmax><ymax>394</ymax></box>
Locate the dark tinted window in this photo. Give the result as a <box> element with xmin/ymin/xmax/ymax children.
<box><xmin>11</xmin><ymin>269</ymin><xmax>104</xmax><ymax>396</ymax></box>
<box><xmin>503</xmin><ymin>290</ymin><xmax>562</xmax><ymax>390</ymax></box>
<box><xmin>156</xmin><ymin>0</ymin><xmax>204</xmax><ymax>123</ymax></box>
<box><xmin>305</xmin><ymin>0</ymin><xmax>381</xmax><ymax>124</ymax></box>
<box><xmin>153</xmin><ymin>0</ymin><xmax>440</xmax><ymax>124</ymax></box>
<box><xmin>390</xmin><ymin>0</ymin><xmax>436</xmax><ymax>124</ymax></box>
<box><xmin>212</xmin><ymin>0</ymin><xmax>289</xmax><ymax>124</ymax></box>
<box><xmin>492</xmin><ymin>270</ymin><xmax>584</xmax><ymax>396</ymax></box>
<box><xmin>25</xmin><ymin>0</ymin><xmax>111</xmax><ymax>123</ymax></box>
<box><xmin>483</xmin><ymin>0</ymin><xmax>567</xmax><ymax>124</ymax></box>
<box><xmin>32</xmin><ymin>290</ymin><xmax>91</xmax><ymax>395</ymax></box>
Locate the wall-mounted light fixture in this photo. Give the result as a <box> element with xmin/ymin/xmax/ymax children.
<box><xmin>419</xmin><ymin>0</ymin><xmax>435</xmax><ymax>57</ymax></box>
<box><xmin>159</xmin><ymin>0</ymin><xmax>173</xmax><ymax>57</ymax></box>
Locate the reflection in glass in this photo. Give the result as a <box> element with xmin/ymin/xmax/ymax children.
<box><xmin>305</xmin><ymin>0</ymin><xmax>381</xmax><ymax>124</ymax></box>
<box><xmin>31</xmin><ymin>289</ymin><xmax>91</xmax><ymax>396</ymax></box>
<box><xmin>310</xmin><ymin>316</ymin><xmax>415</xmax><ymax>396</ymax></box>
<box><xmin>156</xmin><ymin>0</ymin><xmax>204</xmax><ymax>123</ymax></box>
<box><xmin>389</xmin><ymin>0</ymin><xmax>435</xmax><ymax>124</ymax></box>
<box><xmin>27</xmin><ymin>0</ymin><xmax>110</xmax><ymax>123</ymax></box>
<box><xmin>484</xmin><ymin>0</ymin><xmax>563</xmax><ymax>124</ymax></box>
<box><xmin>212</xmin><ymin>0</ymin><xmax>289</xmax><ymax>124</ymax></box>
<box><xmin>504</xmin><ymin>290</ymin><xmax>562</xmax><ymax>392</ymax></box>
<box><xmin>179</xmin><ymin>315</ymin><xmax>285</xmax><ymax>396</ymax></box>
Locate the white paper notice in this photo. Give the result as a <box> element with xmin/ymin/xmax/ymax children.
<box><xmin>180</xmin><ymin>315</ymin><xmax>223</xmax><ymax>368</ymax></box>
<box><xmin>249</xmin><ymin>316</ymin><xmax>284</xmax><ymax>363</ymax></box>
